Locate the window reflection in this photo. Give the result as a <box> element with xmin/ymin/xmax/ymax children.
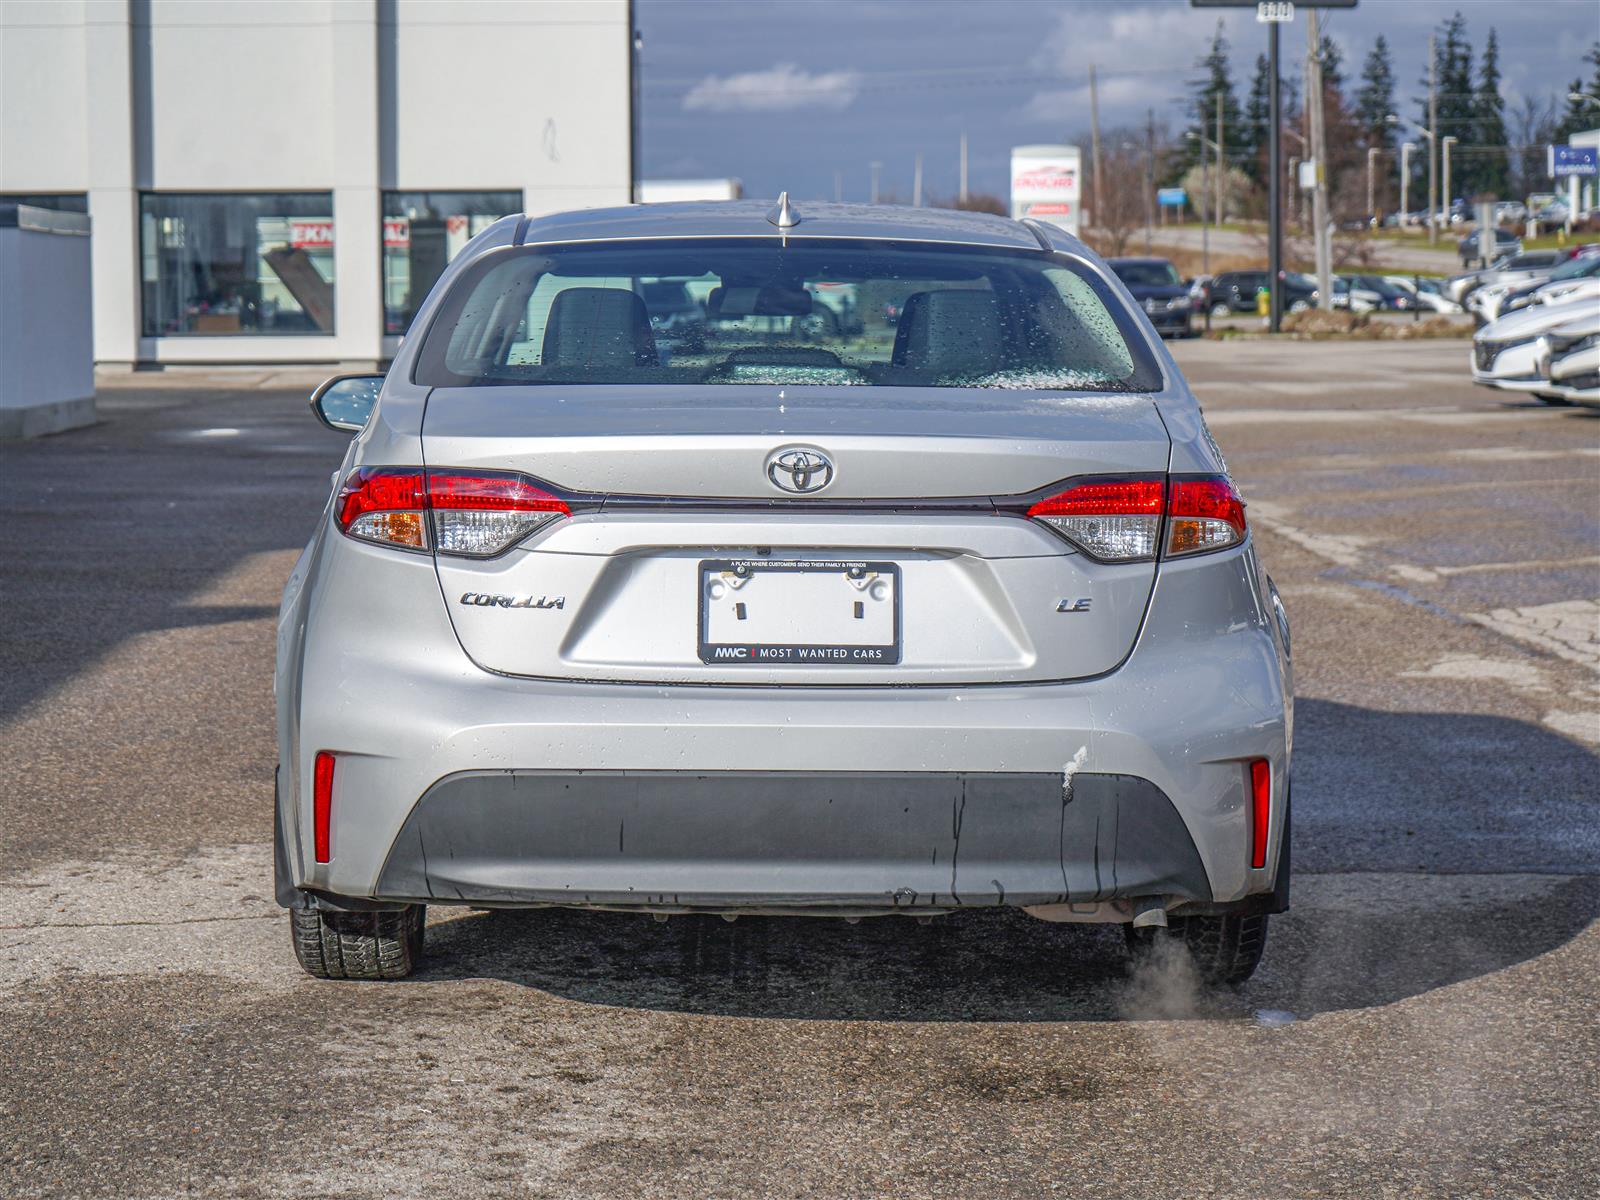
<box><xmin>381</xmin><ymin>191</ymin><xmax>522</xmax><ymax>335</ymax></box>
<box><xmin>139</xmin><ymin>193</ymin><xmax>335</xmax><ymax>336</ymax></box>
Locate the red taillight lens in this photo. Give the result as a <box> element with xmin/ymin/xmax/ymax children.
<box><xmin>313</xmin><ymin>751</ymin><xmax>335</xmax><ymax>863</ymax></box>
<box><xmin>1026</xmin><ymin>479</ymin><xmax>1165</xmax><ymax>561</ymax></box>
<box><xmin>335</xmin><ymin>468</ymin><xmax>570</xmax><ymax>556</ymax></box>
<box><xmin>1249</xmin><ymin>758</ymin><xmax>1270</xmax><ymax>869</ymax></box>
<box><xmin>1167</xmin><ymin>477</ymin><xmax>1247</xmax><ymax>557</ymax></box>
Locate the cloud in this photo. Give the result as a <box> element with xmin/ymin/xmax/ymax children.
<box><xmin>683</xmin><ymin>63</ymin><xmax>861</xmax><ymax>113</ymax></box>
<box><xmin>1021</xmin><ymin>74</ymin><xmax>1148</xmax><ymax>124</ymax></box>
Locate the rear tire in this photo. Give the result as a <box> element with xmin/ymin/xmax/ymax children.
<box><xmin>1210</xmin><ymin>302</ymin><xmax>1231</xmax><ymax>318</ymax></box>
<box><xmin>291</xmin><ymin>905</ymin><xmax>425</xmax><ymax>980</ymax></box>
<box><xmin>1126</xmin><ymin>912</ymin><xmax>1268</xmax><ymax>987</ymax></box>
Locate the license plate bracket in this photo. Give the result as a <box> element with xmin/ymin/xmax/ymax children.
<box><xmin>698</xmin><ymin>558</ymin><xmax>901</xmax><ymax>666</ymax></box>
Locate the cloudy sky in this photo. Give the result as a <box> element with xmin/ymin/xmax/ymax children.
<box><xmin>635</xmin><ymin>0</ymin><xmax>1599</xmax><ymax>202</ymax></box>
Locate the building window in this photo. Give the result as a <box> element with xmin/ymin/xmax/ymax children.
<box><xmin>0</xmin><ymin>193</ymin><xmax>88</xmax><ymax>213</ymax></box>
<box><xmin>382</xmin><ymin>191</ymin><xmax>521</xmax><ymax>335</ymax></box>
<box><xmin>139</xmin><ymin>193</ymin><xmax>335</xmax><ymax>336</ymax></box>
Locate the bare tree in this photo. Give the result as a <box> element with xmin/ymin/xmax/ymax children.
<box><xmin>1511</xmin><ymin>94</ymin><xmax>1560</xmax><ymax>199</ymax></box>
<box><xmin>1084</xmin><ymin>134</ymin><xmax>1149</xmax><ymax>257</ymax></box>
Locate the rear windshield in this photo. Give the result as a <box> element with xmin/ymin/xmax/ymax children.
<box><xmin>413</xmin><ymin>238</ymin><xmax>1161</xmax><ymax>391</ymax></box>
<box><xmin>1110</xmin><ymin>260</ymin><xmax>1181</xmax><ymax>287</ymax></box>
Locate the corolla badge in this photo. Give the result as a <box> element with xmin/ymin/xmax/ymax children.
<box><xmin>766</xmin><ymin>447</ymin><xmax>835</xmax><ymax>494</ymax></box>
<box><xmin>459</xmin><ymin>592</ymin><xmax>564</xmax><ymax>610</ymax></box>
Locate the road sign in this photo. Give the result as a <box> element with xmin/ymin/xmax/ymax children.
<box><xmin>1157</xmin><ymin>187</ymin><xmax>1188</xmax><ymax>208</ymax></box>
<box><xmin>1257</xmin><ymin>2</ymin><xmax>1294</xmax><ymax>22</ymax></box>
<box><xmin>1548</xmin><ymin>145</ymin><xmax>1598</xmax><ymax>178</ymax></box>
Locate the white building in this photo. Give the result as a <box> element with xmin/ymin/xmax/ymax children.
<box><xmin>0</xmin><ymin>0</ymin><xmax>633</xmax><ymax>366</ymax></box>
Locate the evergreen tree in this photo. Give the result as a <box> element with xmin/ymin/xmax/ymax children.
<box><xmin>1318</xmin><ymin>35</ymin><xmax>1345</xmax><ymax>95</ymax></box>
<box><xmin>1182</xmin><ymin>21</ymin><xmax>1243</xmax><ymax>182</ymax></box>
<box><xmin>1241</xmin><ymin>52</ymin><xmax>1272</xmax><ymax>185</ymax></box>
<box><xmin>1554</xmin><ymin>44</ymin><xmax>1600</xmax><ymax>141</ymax></box>
<box><xmin>1356</xmin><ymin>36</ymin><xmax>1397</xmax><ymax>152</ymax></box>
<box><xmin>1472</xmin><ymin>28</ymin><xmax>1510</xmax><ymax>198</ymax></box>
<box><xmin>1416</xmin><ymin>12</ymin><xmax>1475</xmax><ymax>208</ymax></box>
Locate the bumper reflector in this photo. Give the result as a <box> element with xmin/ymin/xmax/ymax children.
<box><xmin>1250</xmin><ymin>758</ymin><xmax>1270</xmax><ymax>869</ymax></box>
<box><xmin>313</xmin><ymin>752</ymin><xmax>335</xmax><ymax>863</ymax></box>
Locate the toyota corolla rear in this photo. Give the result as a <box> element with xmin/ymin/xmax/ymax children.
<box><xmin>275</xmin><ymin>203</ymin><xmax>1291</xmax><ymax>983</ymax></box>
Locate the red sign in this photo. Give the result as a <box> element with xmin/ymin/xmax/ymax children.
<box><xmin>290</xmin><ymin>220</ymin><xmax>334</xmax><ymax>250</ymax></box>
<box><xmin>384</xmin><ymin>219</ymin><xmax>410</xmax><ymax>248</ymax></box>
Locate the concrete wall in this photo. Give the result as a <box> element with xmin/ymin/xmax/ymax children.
<box><xmin>0</xmin><ymin>208</ymin><xmax>95</xmax><ymax>438</ymax></box>
<box><xmin>0</xmin><ymin>0</ymin><xmax>631</xmax><ymax>365</ymax></box>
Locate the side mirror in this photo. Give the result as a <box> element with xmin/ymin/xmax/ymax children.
<box><xmin>310</xmin><ymin>374</ymin><xmax>383</xmax><ymax>433</ymax></box>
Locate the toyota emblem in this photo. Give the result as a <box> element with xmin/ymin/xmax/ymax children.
<box><xmin>766</xmin><ymin>447</ymin><xmax>835</xmax><ymax>494</ymax></box>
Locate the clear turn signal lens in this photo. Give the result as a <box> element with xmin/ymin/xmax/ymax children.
<box><xmin>1026</xmin><ymin>479</ymin><xmax>1165</xmax><ymax>561</ymax></box>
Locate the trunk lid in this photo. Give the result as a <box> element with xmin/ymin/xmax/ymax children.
<box><xmin>422</xmin><ymin>385</ymin><xmax>1171</xmax><ymax>685</ymax></box>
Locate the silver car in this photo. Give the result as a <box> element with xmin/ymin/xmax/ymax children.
<box><xmin>276</xmin><ymin>200</ymin><xmax>1292</xmax><ymax>985</ymax></box>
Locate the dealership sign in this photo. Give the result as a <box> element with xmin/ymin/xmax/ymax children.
<box><xmin>1010</xmin><ymin>144</ymin><xmax>1082</xmax><ymax>236</ymax></box>
<box><xmin>1548</xmin><ymin>144</ymin><xmax>1598</xmax><ymax>178</ymax></box>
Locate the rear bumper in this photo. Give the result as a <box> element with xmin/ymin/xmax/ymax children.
<box><xmin>370</xmin><ymin>769</ymin><xmax>1211</xmax><ymax>911</ymax></box>
<box><xmin>278</xmin><ymin>541</ymin><xmax>1292</xmax><ymax>915</ymax></box>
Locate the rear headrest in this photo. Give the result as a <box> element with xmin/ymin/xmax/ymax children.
<box><xmin>541</xmin><ymin>287</ymin><xmax>658</xmax><ymax>369</ymax></box>
<box><xmin>891</xmin><ymin>290</ymin><xmax>1004</xmax><ymax>376</ymax></box>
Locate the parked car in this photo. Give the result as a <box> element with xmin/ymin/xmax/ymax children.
<box><xmin>1107</xmin><ymin>256</ymin><xmax>1194</xmax><ymax>337</ymax></box>
<box><xmin>281</xmin><ymin>199</ymin><xmax>1292</xmax><ymax>984</ymax></box>
<box><xmin>1445</xmin><ymin>250</ymin><xmax>1564</xmax><ymax>306</ymax></box>
<box><xmin>1471</xmin><ymin>292</ymin><xmax>1600</xmax><ymax>399</ymax></box>
<box><xmin>1382</xmin><ymin>276</ymin><xmax>1463</xmax><ymax>315</ymax></box>
<box><xmin>1494</xmin><ymin>201</ymin><xmax>1528</xmax><ymax>225</ymax></box>
<box><xmin>1540</xmin><ymin>313</ymin><xmax>1600</xmax><ymax>407</ymax></box>
<box><xmin>1533</xmin><ymin>201</ymin><xmax>1572</xmax><ymax>233</ymax></box>
<box><xmin>1495</xmin><ymin>254</ymin><xmax>1600</xmax><ymax>319</ymax></box>
<box><xmin>1207</xmin><ymin>269</ymin><xmax>1315</xmax><ymax>316</ymax></box>
<box><xmin>1345</xmin><ymin>275</ymin><xmax>1414</xmax><ymax>311</ymax></box>
<box><xmin>1330</xmin><ymin>276</ymin><xmax>1384</xmax><ymax>312</ymax></box>
<box><xmin>1457</xmin><ymin>227</ymin><xmax>1522</xmax><ymax>267</ymax></box>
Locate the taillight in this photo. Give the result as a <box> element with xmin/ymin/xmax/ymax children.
<box><xmin>335</xmin><ymin>468</ymin><xmax>570</xmax><ymax>556</ymax></box>
<box><xmin>1167</xmin><ymin>477</ymin><xmax>1247</xmax><ymax>557</ymax></box>
<box><xmin>1025</xmin><ymin>474</ymin><xmax>1246</xmax><ymax>561</ymax></box>
<box><xmin>1026</xmin><ymin>479</ymin><xmax>1165</xmax><ymax>561</ymax></box>
<box><xmin>1249</xmin><ymin>758</ymin><xmax>1271</xmax><ymax>869</ymax></box>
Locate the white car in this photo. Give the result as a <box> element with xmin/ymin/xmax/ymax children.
<box><xmin>1331</xmin><ymin>277</ymin><xmax>1382</xmax><ymax>312</ymax></box>
<box><xmin>1537</xmin><ymin>313</ymin><xmax>1600</xmax><ymax>407</ymax></box>
<box><xmin>1383</xmin><ymin>276</ymin><xmax>1463</xmax><ymax>315</ymax></box>
<box><xmin>1472</xmin><ymin>295</ymin><xmax>1600</xmax><ymax>398</ymax></box>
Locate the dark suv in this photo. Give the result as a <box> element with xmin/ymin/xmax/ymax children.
<box><xmin>1107</xmin><ymin>257</ymin><xmax>1193</xmax><ymax>337</ymax></box>
<box><xmin>1207</xmin><ymin>271</ymin><xmax>1316</xmax><ymax>317</ymax></box>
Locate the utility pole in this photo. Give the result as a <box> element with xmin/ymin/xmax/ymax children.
<box><xmin>1200</xmin><ymin>112</ymin><xmax>1211</xmax><ymax>276</ymax></box>
<box><xmin>1089</xmin><ymin>65</ymin><xmax>1103</xmax><ymax>225</ymax></box>
<box><xmin>1267</xmin><ymin>18</ymin><xmax>1282</xmax><ymax>333</ymax></box>
<box><xmin>1441</xmin><ymin>136</ymin><xmax>1456</xmax><ymax>232</ymax></box>
<box><xmin>913</xmin><ymin>152</ymin><xmax>923</xmax><ymax>207</ymax></box>
<box><xmin>1401</xmin><ymin>142</ymin><xmax>1414</xmax><ymax>223</ymax></box>
<box><xmin>1144</xmin><ymin>108</ymin><xmax>1155</xmax><ymax>256</ymax></box>
<box><xmin>1307</xmin><ymin>10</ymin><xmax>1331</xmax><ymax>308</ymax></box>
<box><xmin>959</xmin><ymin>133</ymin><xmax>969</xmax><ymax>205</ymax></box>
<box><xmin>870</xmin><ymin>161</ymin><xmax>882</xmax><ymax>205</ymax></box>
<box><xmin>1427</xmin><ymin>33</ymin><xmax>1438</xmax><ymax>244</ymax></box>
<box><xmin>1216</xmin><ymin>83</ymin><xmax>1225</xmax><ymax>226</ymax></box>
<box><xmin>1367</xmin><ymin>146</ymin><xmax>1379</xmax><ymax>224</ymax></box>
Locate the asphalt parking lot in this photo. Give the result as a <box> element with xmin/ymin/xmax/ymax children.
<box><xmin>2</xmin><ymin>341</ymin><xmax>1597</xmax><ymax>1199</ymax></box>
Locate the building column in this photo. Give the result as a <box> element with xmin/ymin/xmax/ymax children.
<box><xmin>84</xmin><ymin>0</ymin><xmax>139</xmax><ymax>364</ymax></box>
<box><xmin>331</xmin><ymin>0</ymin><xmax>382</xmax><ymax>366</ymax></box>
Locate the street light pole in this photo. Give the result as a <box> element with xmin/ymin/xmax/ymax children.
<box><xmin>1367</xmin><ymin>147</ymin><xmax>1379</xmax><ymax>225</ymax></box>
<box><xmin>1400</xmin><ymin>142</ymin><xmax>1415</xmax><ymax>225</ymax></box>
<box><xmin>1267</xmin><ymin>18</ymin><xmax>1282</xmax><ymax>333</ymax></box>
<box><xmin>1442</xmin><ymin>136</ymin><xmax>1457</xmax><ymax>234</ymax></box>
<box><xmin>869</xmin><ymin>161</ymin><xmax>882</xmax><ymax>205</ymax></box>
